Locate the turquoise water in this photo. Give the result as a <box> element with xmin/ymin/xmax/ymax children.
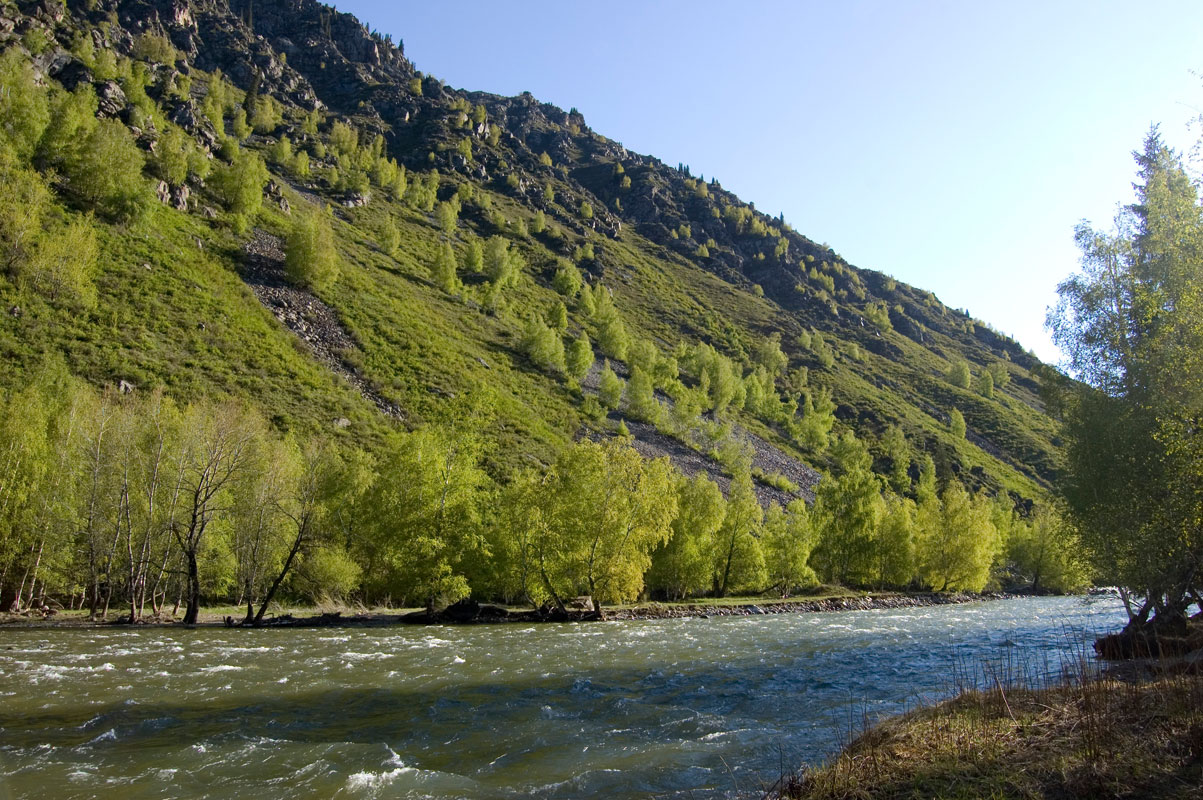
<box><xmin>0</xmin><ymin>595</ymin><xmax>1127</xmax><ymax>798</ymax></box>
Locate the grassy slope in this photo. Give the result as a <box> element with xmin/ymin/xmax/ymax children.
<box><xmin>0</xmin><ymin>0</ymin><xmax>1060</xmax><ymax>502</ymax></box>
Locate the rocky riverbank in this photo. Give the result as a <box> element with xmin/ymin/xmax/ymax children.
<box><xmin>0</xmin><ymin>591</ymin><xmax>1017</xmax><ymax>629</ymax></box>
<box><xmin>396</xmin><ymin>591</ymin><xmax>1016</xmax><ymax>625</ymax></box>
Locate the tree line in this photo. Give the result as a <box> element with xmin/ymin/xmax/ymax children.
<box><xmin>0</xmin><ymin>362</ymin><xmax>1087</xmax><ymax>622</ymax></box>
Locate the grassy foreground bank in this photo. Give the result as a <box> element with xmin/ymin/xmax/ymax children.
<box><xmin>774</xmin><ymin>666</ymin><xmax>1203</xmax><ymax>799</ymax></box>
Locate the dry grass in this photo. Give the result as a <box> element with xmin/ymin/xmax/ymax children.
<box><xmin>774</xmin><ymin>663</ymin><xmax>1203</xmax><ymax>799</ymax></box>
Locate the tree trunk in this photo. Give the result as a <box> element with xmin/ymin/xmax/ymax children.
<box><xmin>253</xmin><ymin>529</ymin><xmax>304</xmax><ymax>626</ymax></box>
<box><xmin>183</xmin><ymin>551</ymin><xmax>200</xmax><ymax>625</ymax></box>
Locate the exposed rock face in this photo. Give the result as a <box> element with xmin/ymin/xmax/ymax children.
<box><xmin>95</xmin><ymin>80</ymin><xmax>128</xmax><ymax>118</ymax></box>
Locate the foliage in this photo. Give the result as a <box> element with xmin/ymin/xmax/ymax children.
<box><xmin>212</xmin><ymin>148</ymin><xmax>269</xmax><ymax>229</ymax></box>
<box><xmin>916</xmin><ymin>481</ymin><xmax>1000</xmax><ymax>592</ymax></box>
<box><xmin>713</xmin><ymin>470</ymin><xmax>766</xmax><ymax>596</ymax></box>
<box><xmin>946</xmin><ymin>359</ymin><xmax>971</xmax><ymax>389</ymax></box>
<box><xmin>430</xmin><ymin>241</ymin><xmax>460</xmax><ymax>295</ymax></box>
<box><xmin>763</xmin><ymin>499</ymin><xmax>818</xmax><ymax>597</ymax></box>
<box><xmin>598</xmin><ymin>360</ymin><xmax>624</xmax><ymax>410</ymax></box>
<box><xmin>1047</xmin><ymin>131</ymin><xmax>1203</xmax><ymax>622</ymax></box>
<box><xmin>285</xmin><ymin>206</ymin><xmax>340</xmax><ymax>292</ymax></box>
<box><xmin>521</xmin><ymin>314</ymin><xmax>565</xmax><ymax>373</ymax></box>
<box><xmin>525</xmin><ymin>438</ymin><xmax>677</xmax><ymax>612</ymax></box>
<box><xmin>647</xmin><ymin>474</ymin><xmax>725</xmax><ymax>600</ymax></box>
<box><xmin>566</xmin><ymin>331</ymin><xmax>594</xmax><ymax>381</ymax></box>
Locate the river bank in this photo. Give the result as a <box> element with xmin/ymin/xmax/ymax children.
<box><xmin>0</xmin><ymin>590</ymin><xmax>1019</xmax><ymax>628</ymax></box>
<box><xmin>774</xmin><ymin>641</ymin><xmax>1203</xmax><ymax>799</ymax></box>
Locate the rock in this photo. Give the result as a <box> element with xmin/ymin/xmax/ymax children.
<box><xmin>476</xmin><ymin>357</ymin><xmax>490</xmax><ymax>369</ymax></box>
<box><xmin>278</xmin><ymin>196</ymin><xmax>290</xmax><ymax>214</ymax></box>
<box><xmin>201</xmin><ymin>206</ymin><xmax>218</xmax><ymax>219</ymax></box>
<box><xmin>171</xmin><ymin>184</ymin><xmax>190</xmax><ymax>212</ymax></box>
<box><xmin>118</xmin><ymin>380</ymin><xmax>135</xmax><ymax>394</ymax></box>
<box><xmin>342</xmin><ymin>192</ymin><xmax>370</xmax><ymax>208</ymax></box>
<box><xmin>170</xmin><ymin>1</ymin><xmax>195</xmax><ymax>29</ymax></box>
<box><xmin>168</xmin><ymin>100</ymin><xmax>201</xmax><ymax>131</ymax></box>
<box><xmin>50</xmin><ymin>58</ymin><xmax>92</xmax><ymax>91</ymax></box>
<box><xmin>95</xmin><ymin>80</ymin><xmax>127</xmax><ymax>118</ymax></box>
<box><xmin>333</xmin><ymin>417</ymin><xmax>351</xmax><ymax>429</ymax></box>
<box><xmin>155</xmin><ymin>181</ymin><xmax>171</xmax><ymax>205</ymax></box>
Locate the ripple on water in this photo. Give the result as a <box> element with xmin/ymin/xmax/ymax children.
<box><xmin>0</xmin><ymin>596</ymin><xmax>1130</xmax><ymax>800</ymax></box>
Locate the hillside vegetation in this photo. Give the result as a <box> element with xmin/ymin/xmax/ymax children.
<box><xmin>0</xmin><ymin>0</ymin><xmax>1081</xmax><ymax>619</ymax></box>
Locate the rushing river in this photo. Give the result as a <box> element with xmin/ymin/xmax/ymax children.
<box><xmin>0</xmin><ymin>596</ymin><xmax>1126</xmax><ymax>799</ymax></box>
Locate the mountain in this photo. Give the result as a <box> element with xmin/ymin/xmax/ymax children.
<box><xmin>0</xmin><ymin>0</ymin><xmax>1059</xmax><ymax>509</ymax></box>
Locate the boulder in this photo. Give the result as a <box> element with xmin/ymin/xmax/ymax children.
<box><xmin>95</xmin><ymin>80</ymin><xmax>128</xmax><ymax>118</ymax></box>
<box><xmin>171</xmin><ymin>184</ymin><xmax>190</xmax><ymax>212</ymax></box>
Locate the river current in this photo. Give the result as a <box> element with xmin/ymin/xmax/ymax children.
<box><xmin>0</xmin><ymin>596</ymin><xmax>1126</xmax><ymax>799</ymax></box>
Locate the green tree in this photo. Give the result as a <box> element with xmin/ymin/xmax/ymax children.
<box><xmin>647</xmin><ymin>474</ymin><xmax>725</xmax><ymax>599</ymax></box>
<box><xmin>548</xmin><ymin>300</ymin><xmax>568</xmax><ymax>332</ymax></box>
<box><xmin>436</xmin><ymin>198</ymin><xmax>460</xmax><ymax>234</ymax></box>
<box><xmin>250</xmin><ymin>438</ymin><xmax>368</xmax><ymax>625</ymax></box>
<box><xmin>530</xmin><ymin>438</ymin><xmax>678</xmax><ymax>613</ymax></box>
<box><xmin>1046</xmin><ymin>131</ymin><xmax>1203</xmax><ymax>626</ymax></box>
<box><xmin>0</xmin><ymin>49</ymin><xmax>50</xmax><ymax>158</ymax></box>
<box><xmin>598</xmin><ymin>360</ymin><xmax>624</xmax><ymax>410</ymax></box>
<box><xmin>916</xmin><ymin>481</ymin><xmax>1000</xmax><ymax>592</ymax></box>
<box><xmin>484</xmin><ymin>235</ymin><xmax>522</xmax><ymax>288</ymax></box>
<box><xmin>65</xmin><ymin>118</ymin><xmax>150</xmax><ymax>222</ymax></box>
<box><xmin>812</xmin><ymin>433</ymin><xmax>883</xmax><ymax>586</ymax></box>
<box><xmin>949</xmin><ymin>408</ymin><xmax>966</xmax><ymax>439</ymax></box>
<box><xmin>713</xmin><ymin>470</ymin><xmax>766</xmax><ymax>596</ymax></box>
<box><xmin>946</xmin><ymin>360</ymin><xmax>971</xmax><ymax>389</ymax></box>
<box><xmin>876</xmin><ymin>493</ymin><xmax>917</xmax><ymax>587</ymax></box>
<box><xmin>880</xmin><ymin>424</ymin><xmax>911</xmax><ymax>495</ymax></box>
<box><xmin>378</xmin><ymin>214</ymin><xmax>401</xmax><ymax>257</ymax></box>
<box><xmin>28</xmin><ymin>214</ymin><xmax>99</xmax><ymax>306</ymax></box>
<box><xmin>553</xmin><ymin>259</ymin><xmax>583</xmax><ymax>298</ymax></box>
<box><xmin>430</xmin><ymin>241</ymin><xmax>461</xmax><ymax>295</ymax></box>
<box><xmin>976</xmin><ymin>369</ymin><xmax>995</xmax><ymax>399</ymax></box>
<box><xmin>625</xmin><ymin>366</ymin><xmax>660</xmax><ymax>424</ymax></box>
<box><xmin>360</xmin><ymin>426</ymin><xmax>487</xmax><ymax>611</ymax></box>
<box><xmin>566</xmin><ymin>331</ymin><xmax>594</xmax><ymax>381</ymax></box>
<box><xmin>0</xmin><ymin>151</ymin><xmax>51</xmax><ymax>273</ymax></box>
<box><xmin>763</xmin><ymin>499</ymin><xmax>818</xmax><ymax>597</ymax></box>
<box><xmin>521</xmin><ymin>315</ymin><xmax>565</xmax><ymax>373</ymax></box>
<box><xmin>285</xmin><ymin>206</ymin><xmax>340</xmax><ymax>292</ymax></box>
<box><xmin>1006</xmin><ymin>506</ymin><xmax>1091</xmax><ymax>594</ymax></box>
<box><xmin>462</xmin><ymin>236</ymin><xmax>484</xmax><ymax>273</ymax></box>
<box><xmin>212</xmin><ymin>148</ymin><xmax>269</xmax><ymax>231</ymax></box>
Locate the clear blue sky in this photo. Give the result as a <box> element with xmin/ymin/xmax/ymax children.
<box><xmin>336</xmin><ymin>1</ymin><xmax>1203</xmax><ymax>363</ymax></box>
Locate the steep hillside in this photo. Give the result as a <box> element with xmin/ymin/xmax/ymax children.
<box><xmin>0</xmin><ymin>0</ymin><xmax>1058</xmax><ymax>510</ymax></box>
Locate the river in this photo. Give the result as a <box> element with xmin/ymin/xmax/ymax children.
<box><xmin>0</xmin><ymin>595</ymin><xmax>1127</xmax><ymax>799</ymax></box>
